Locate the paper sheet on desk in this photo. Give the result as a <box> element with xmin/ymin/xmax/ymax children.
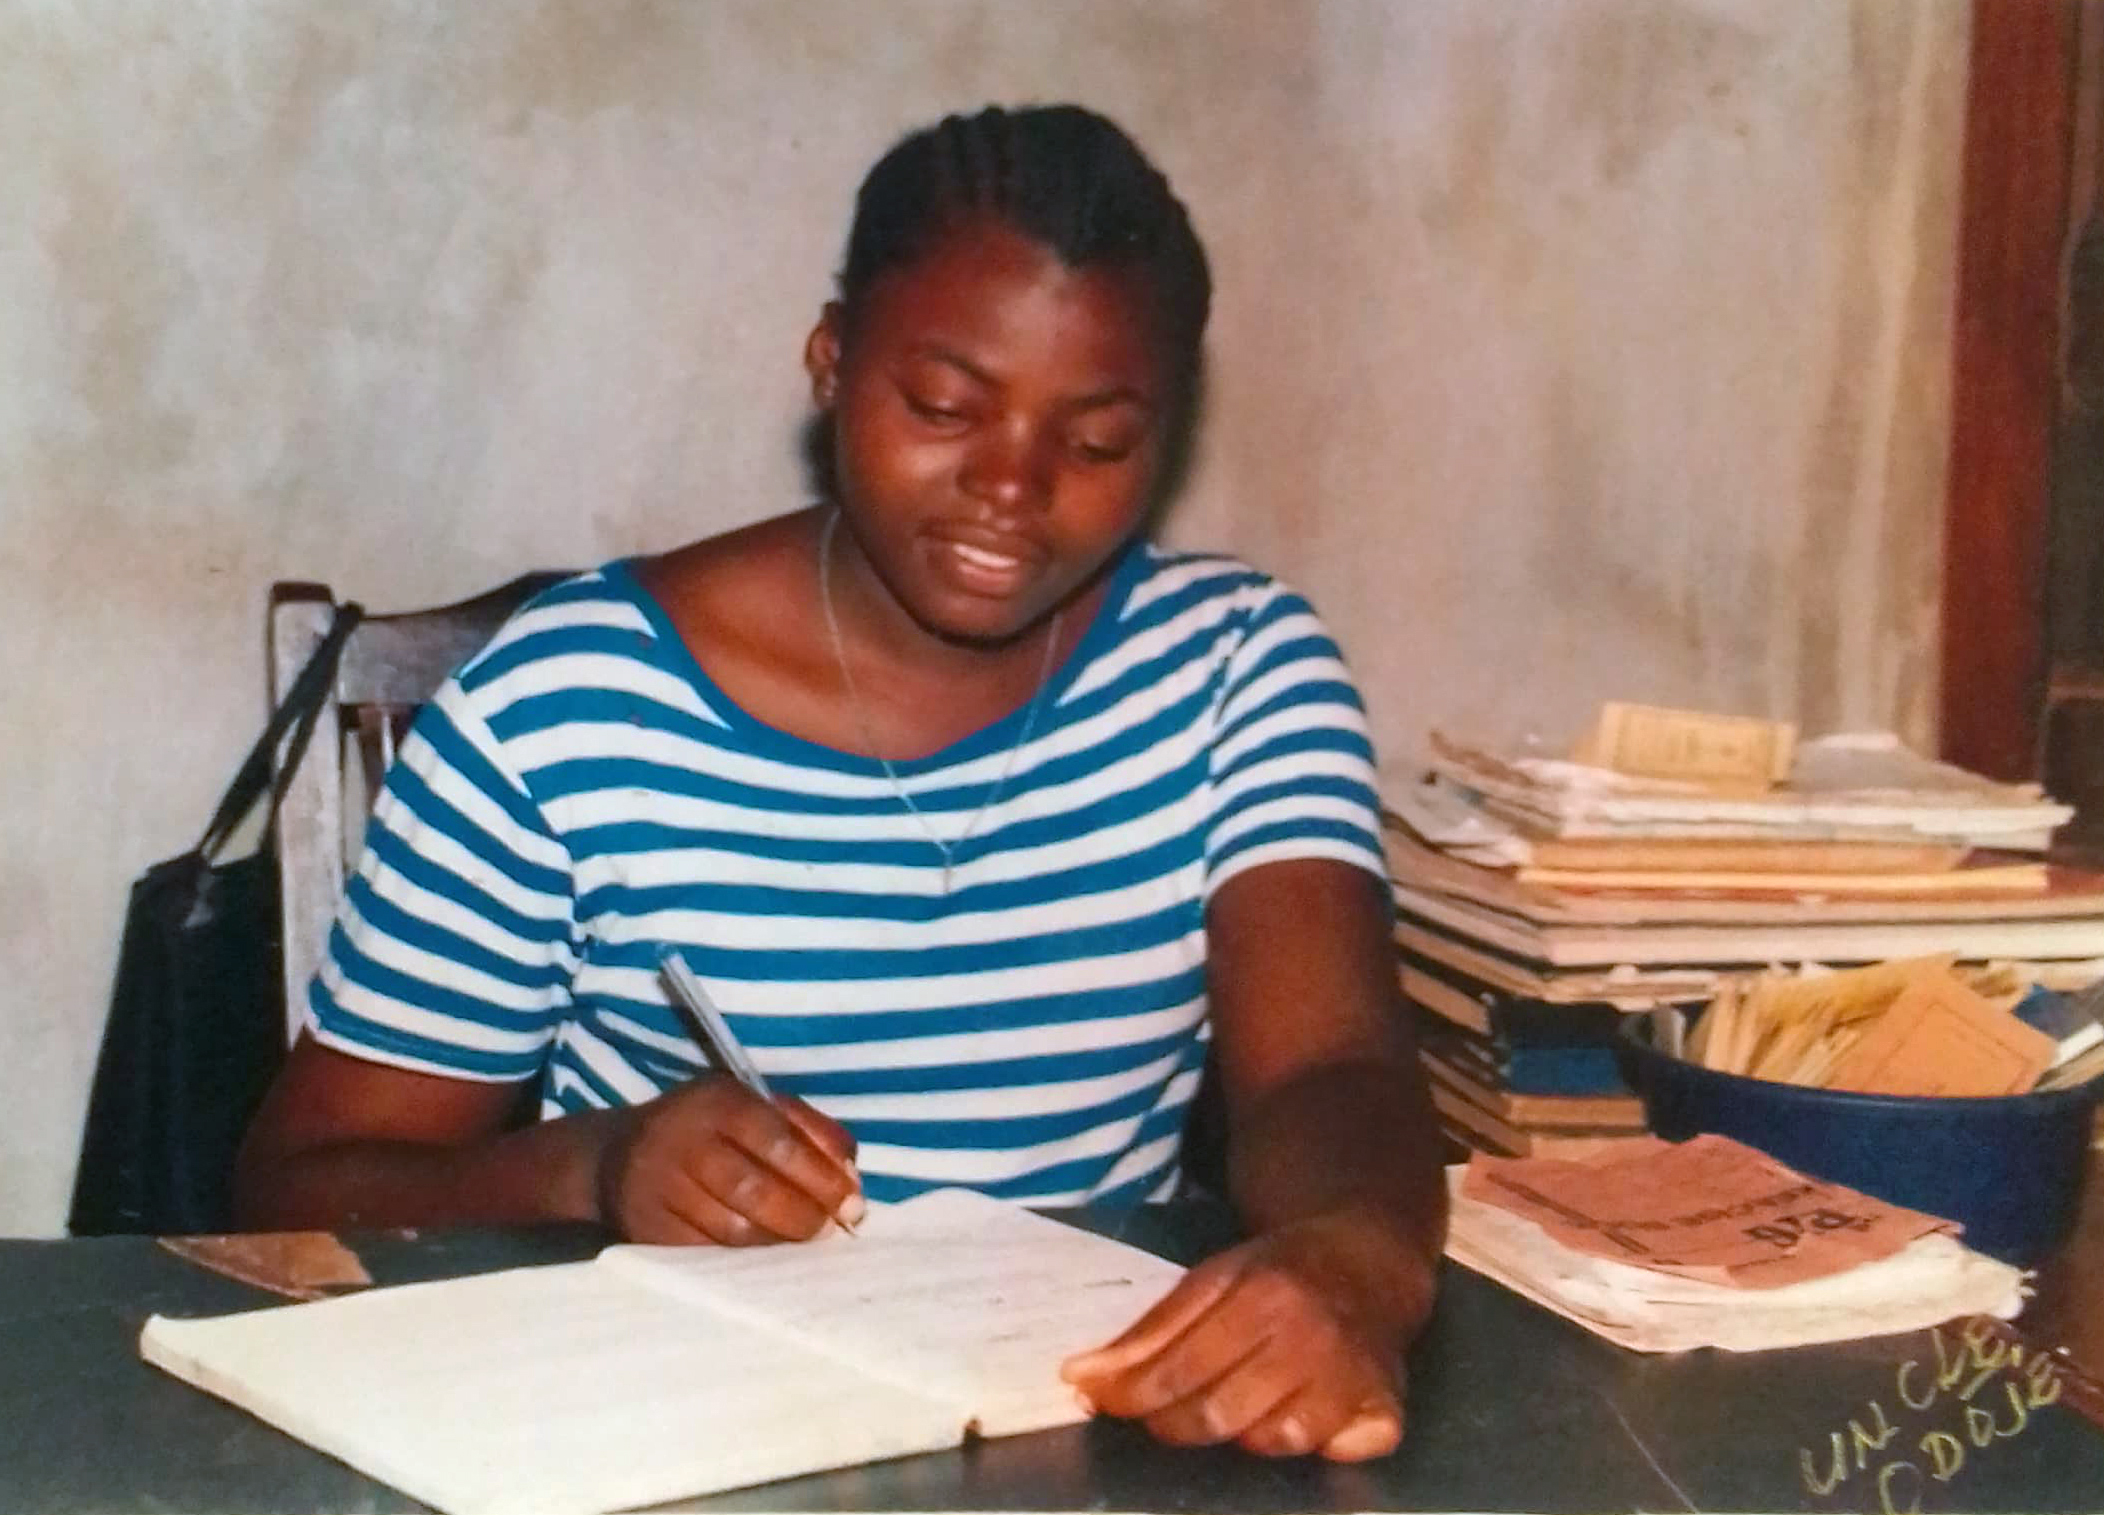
<box><xmin>1461</xmin><ymin>1135</ymin><xmax>1954</xmax><ymax>1289</ymax></box>
<box><xmin>1446</xmin><ymin>1171</ymin><xmax>2027</xmax><ymax>1354</ymax></box>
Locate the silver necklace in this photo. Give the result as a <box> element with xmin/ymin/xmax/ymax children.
<box><xmin>817</xmin><ymin>509</ymin><xmax>1063</xmax><ymax>891</ymax></box>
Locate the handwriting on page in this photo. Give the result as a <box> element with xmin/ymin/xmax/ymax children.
<box><xmin>1798</xmin><ymin>1319</ymin><xmax>2063</xmax><ymax>1514</ymax></box>
<box><xmin>598</xmin><ymin>1194</ymin><xmax>1188</xmax><ymax>1436</ymax></box>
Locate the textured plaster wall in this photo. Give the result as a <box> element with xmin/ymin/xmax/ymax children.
<box><xmin>1262</xmin><ymin>0</ymin><xmax>1966</xmax><ymax>779</ymax></box>
<box><xmin>0</xmin><ymin>0</ymin><xmax>1965</xmax><ymax>1235</ymax></box>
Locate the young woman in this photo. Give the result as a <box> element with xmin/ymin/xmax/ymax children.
<box><xmin>237</xmin><ymin>104</ymin><xmax>1446</xmax><ymax>1461</ymax></box>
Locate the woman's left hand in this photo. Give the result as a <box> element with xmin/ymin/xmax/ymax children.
<box><xmin>1059</xmin><ymin>1208</ymin><xmax>1434</xmax><ymax>1460</ymax></box>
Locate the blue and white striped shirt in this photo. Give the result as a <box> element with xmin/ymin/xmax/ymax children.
<box><xmin>309</xmin><ymin>541</ymin><xmax>1386</xmax><ymax>1206</ymax></box>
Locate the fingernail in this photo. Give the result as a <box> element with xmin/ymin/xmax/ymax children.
<box><xmin>1059</xmin><ymin>1353</ymin><xmax>1101</xmax><ymax>1382</ymax></box>
<box><xmin>1325</xmin><ymin>1412</ymin><xmax>1401</xmax><ymax>1461</ymax></box>
<box><xmin>839</xmin><ymin>1192</ymin><xmax>867</xmax><ymax>1227</ymax></box>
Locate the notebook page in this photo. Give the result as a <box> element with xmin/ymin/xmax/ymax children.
<box><xmin>140</xmin><ymin>1260</ymin><xmax>963</xmax><ymax>1515</ymax></box>
<box><xmin>600</xmin><ymin>1190</ymin><xmax>1187</xmax><ymax>1438</ymax></box>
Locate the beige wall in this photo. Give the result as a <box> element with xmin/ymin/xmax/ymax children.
<box><xmin>0</xmin><ymin>0</ymin><xmax>1966</xmax><ymax>1235</ymax></box>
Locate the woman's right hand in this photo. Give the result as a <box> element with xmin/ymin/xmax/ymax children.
<box><xmin>595</xmin><ymin>1077</ymin><xmax>864</xmax><ymax>1245</ymax></box>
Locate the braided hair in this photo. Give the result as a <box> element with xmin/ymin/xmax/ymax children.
<box><xmin>838</xmin><ymin>105</ymin><xmax>1212</xmax><ymax>392</ymax></box>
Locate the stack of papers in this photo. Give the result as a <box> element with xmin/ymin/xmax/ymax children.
<box><xmin>1445</xmin><ymin>1137</ymin><xmax>2028</xmax><ymax>1353</ymax></box>
<box><xmin>1388</xmin><ymin>715</ymin><xmax>2104</xmax><ymax>1160</ymax></box>
<box><xmin>1391</xmin><ymin>726</ymin><xmax>2104</xmax><ymax>966</ymax></box>
<box><xmin>1423</xmin><ymin>729</ymin><xmax>2072</xmax><ymax>852</ymax></box>
<box><xmin>1385</xmin><ymin>820</ymin><xmax>2104</xmax><ymax>967</ymax></box>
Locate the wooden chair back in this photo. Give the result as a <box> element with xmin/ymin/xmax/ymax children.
<box><xmin>267</xmin><ymin>573</ymin><xmax>569</xmax><ymax>1043</ymax></box>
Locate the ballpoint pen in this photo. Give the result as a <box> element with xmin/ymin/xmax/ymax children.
<box><xmin>659</xmin><ymin>947</ymin><xmax>774</xmax><ymax>1098</ymax></box>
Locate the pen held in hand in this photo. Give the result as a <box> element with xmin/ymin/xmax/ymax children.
<box><xmin>657</xmin><ymin>948</ymin><xmax>861</xmax><ymax>1235</ymax></box>
<box><xmin>659</xmin><ymin>949</ymin><xmax>773</xmax><ymax>1098</ymax></box>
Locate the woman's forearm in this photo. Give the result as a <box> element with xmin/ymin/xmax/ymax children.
<box><xmin>1225</xmin><ymin>1055</ymin><xmax>1449</xmax><ymax>1347</ymax></box>
<box><xmin>233</xmin><ymin>1107</ymin><xmax>623</xmax><ymax>1232</ymax></box>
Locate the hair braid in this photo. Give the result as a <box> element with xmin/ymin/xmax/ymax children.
<box><xmin>838</xmin><ymin>105</ymin><xmax>1211</xmax><ymax>388</ymax></box>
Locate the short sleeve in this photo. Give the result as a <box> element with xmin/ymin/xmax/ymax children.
<box><xmin>1203</xmin><ymin>582</ymin><xmax>1388</xmax><ymax>898</ymax></box>
<box><xmin>306</xmin><ymin>677</ymin><xmax>580</xmax><ymax>1081</ymax></box>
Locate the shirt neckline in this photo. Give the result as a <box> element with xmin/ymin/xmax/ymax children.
<box><xmin>604</xmin><ymin>537</ymin><xmax>1148</xmax><ymax>775</ymax></box>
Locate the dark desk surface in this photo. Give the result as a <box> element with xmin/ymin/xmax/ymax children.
<box><xmin>6</xmin><ymin>1203</ymin><xmax>2103</xmax><ymax>1515</ymax></box>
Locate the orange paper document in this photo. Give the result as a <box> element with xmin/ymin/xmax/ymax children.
<box><xmin>1820</xmin><ymin>974</ymin><xmax>2054</xmax><ymax>1097</ymax></box>
<box><xmin>1461</xmin><ymin>1135</ymin><xmax>1953</xmax><ymax>1289</ymax></box>
<box><xmin>160</xmin><ymin>1232</ymin><xmax>374</xmax><ymax>1301</ymax></box>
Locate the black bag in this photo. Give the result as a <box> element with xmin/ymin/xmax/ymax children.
<box><xmin>68</xmin><ymin>604</ymin><xmax>363</xmax><ymax>1236</ymax></box>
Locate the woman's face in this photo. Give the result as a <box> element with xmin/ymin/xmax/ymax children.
<box><xmin>806</xmin><ymin>218</ymin><xmax>1173</xmax><ymax>648</ymax></box>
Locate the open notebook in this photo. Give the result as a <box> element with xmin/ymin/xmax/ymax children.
<box><xmin>140</xmin><ymin>1189</ymin><xmax>1185</xmax><ymax>1515</ymax></box>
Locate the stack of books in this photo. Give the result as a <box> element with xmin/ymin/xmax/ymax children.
<box><xmin>1403</xmin><ymin>953</ymin><xmax>1653</xmax><ymax>1157</ymax></box>
<box><xmin>1387</xmin><ymin>708</ymin><xmax>2100</xmax><ymax>1157</ymax></box>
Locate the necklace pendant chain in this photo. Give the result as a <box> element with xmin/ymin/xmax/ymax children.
<box><xmin>818</xmin><ymin>510</ymin><xmax>1063</xmax><ymax>891</ymax></box>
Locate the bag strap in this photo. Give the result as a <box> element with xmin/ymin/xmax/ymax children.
<box><xmin>198</xmin><ymin>603</ymin><xmax>365</xmax><ymax>862</ymax></box>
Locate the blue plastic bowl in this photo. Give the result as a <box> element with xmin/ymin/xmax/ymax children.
<box><xmin>1618</xmin><ymin>1017</ymin><xmax>2099</xmax><ymax>1266</ymax></box>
